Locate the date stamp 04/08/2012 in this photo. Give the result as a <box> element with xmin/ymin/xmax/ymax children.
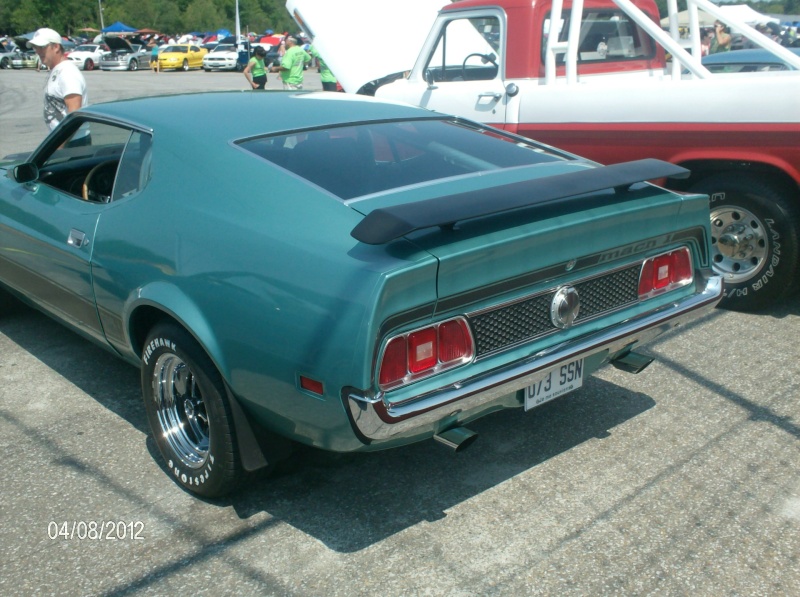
<box><xmin>47</xmin><ymin>521</ymin><xmax>145</xmax><ymax>541</ymax></box>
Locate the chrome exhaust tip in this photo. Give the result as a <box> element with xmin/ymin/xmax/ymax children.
<box><xmin>434</xmin><ymin>426</ymin><xmax>478</xmax><ymax>452</ymax></box>
<box><xmin>611</xmin><ymin>350</ymin><xmax>654</xmax><ymax>374</ymax></box>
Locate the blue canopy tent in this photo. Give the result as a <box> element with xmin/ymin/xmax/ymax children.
<box><xmin>103</xmin><ymin>21</ymin><xmax>138</xmax><ymax>33</ymax></box>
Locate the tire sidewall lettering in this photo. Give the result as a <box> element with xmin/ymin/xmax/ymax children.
<box><xmin>143</xmin><ymin>337</ymin><xmax>177</xmax><ymax>366</ymax></box>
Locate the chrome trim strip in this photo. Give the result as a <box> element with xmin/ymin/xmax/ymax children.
<box><xmin>346</xmin><ymin>274</ymin><xmax>722</xmax><ymax>441</ymax></box>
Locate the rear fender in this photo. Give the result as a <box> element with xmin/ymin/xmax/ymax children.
<box><xmin>126</xmin><ymin>281</ymin><xmax>228</xmax><ymax>378</ymax></box>
<box><xmin>669</xmin><ymin>150</ymin><xmax>800</xmax><ymax>189</ymax></box>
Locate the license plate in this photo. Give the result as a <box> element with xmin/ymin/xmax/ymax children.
<box><xmin>524</xmin><ymin>359</ymin><xmax>584</xmax><ymax>411</ymax></box>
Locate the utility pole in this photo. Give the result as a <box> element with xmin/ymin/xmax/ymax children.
<box><xmin>98</xmin><ymin>0</ymin><xmax>105</xmax><ymax>31</ymax></box>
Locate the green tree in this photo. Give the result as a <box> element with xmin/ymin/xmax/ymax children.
<box><xmin>183</xmin><ymin>0</ymin><xmax>224</xmax><ymax>31</ymax></box>
<box><xmin>11</xmin><ymin>2</ymin><xmax>45</xmax><ymax>34</ymax></box>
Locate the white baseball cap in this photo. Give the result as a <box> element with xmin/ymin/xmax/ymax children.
<box><xmin>30</xmin><ymin>28</ymin><xmax>63</xmax><ymax>47</ymax></box>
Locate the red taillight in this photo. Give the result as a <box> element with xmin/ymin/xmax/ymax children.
<box><xmin>408</xmin><ymin>328</ymin><xmax>437</xmax><ymax>373</ymax></box>
<box><xmin>379</xmin><ymin>336</ymin><xmax>408</xmax><ymax>387</ymax></box>
<box><xmin>378</xmin><ymin>317</ymin><xmax>474</xmax><ymax>390</ymax></box>
<box><xmin>638</xmin><ymin>247</ymin><xmax>694</xmax><ymax>299</ymax></box>
<box><xmin>438</xmin><ymin>319</ymin><xmax>471</xmax><ymax>362</ymax></box>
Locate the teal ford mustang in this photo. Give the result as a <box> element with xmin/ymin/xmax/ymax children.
<box><xmin>0</xmin><ymin>91</ymin><xmax>722</xmax><ymax>497</ymax></box>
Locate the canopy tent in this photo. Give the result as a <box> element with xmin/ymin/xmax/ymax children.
<box><xmin>102</xmin><ymin>21</ymin><xmax>138</xmax><ymax>33</ymax></box>
<box><xmin>718</xmin><ymin>5</ymin><xmax>779</xmax><ymax>25</ymax></box>
<box><xmin>660</xmin><ymin>10</ymin><xmax>716</xmax><ymax>27</ymax></box>
<box><xmin>660</xmin><ymin>5</ymin><xmax>779</xmax><ymax>28</ymax></box>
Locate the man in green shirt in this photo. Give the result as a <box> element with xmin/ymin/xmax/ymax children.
<box><xmin>271</xmin><ymin>36</ymin><xmax>311</xmax><ymax>89</ymax></box>
<box><xmin>309</xmin><ymin>45</ymin><xmax>338</xmax><ymax>91</ymax></box>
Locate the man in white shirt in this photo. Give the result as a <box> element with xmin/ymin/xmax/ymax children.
<box><xmin>29</xmin><ymin>28</ymin><xmax>89</xmax><ymax>139</ymax></box>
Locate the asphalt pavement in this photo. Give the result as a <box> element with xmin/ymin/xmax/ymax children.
<box><xmin>1</xmin><ymin>67</ymin><xmax>799</xmax><ymax>596</ymax></box>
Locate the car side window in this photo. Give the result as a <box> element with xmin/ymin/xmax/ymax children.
<box><xmin>37</xmin><ymin>121</ymin><xmax>150</xmax><ymax>203</ymax></box>
<box><xmin>425</xmin><ymin>16</ymin><xmax>501</xmax><ymax>83</ymax></box>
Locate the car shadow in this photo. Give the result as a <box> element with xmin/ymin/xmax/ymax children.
<box><xmin>223</xmin><ymin>380</ymin><xmax>655</xmax><ymax>551</ymax></box>
<box><xmin>0</xmin><ymin>293</ymin><xmax>147</xmax><ymax>434</ymax></box>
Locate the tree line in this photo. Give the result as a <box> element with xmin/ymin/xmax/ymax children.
<box><xmin>1</xmin><ymin>0</ymin><xmax>294</xmax><ymax>38</ymax></box>
<box><xmin>3</xmin><ymin>0</ymin><xmax>797</xmax><ymax>40</ymax></box>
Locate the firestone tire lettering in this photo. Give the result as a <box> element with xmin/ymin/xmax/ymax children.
<box><xmin>141</xmin><ymin>323</ymin><xmax>242</xmax><ymax>497</ymax></box>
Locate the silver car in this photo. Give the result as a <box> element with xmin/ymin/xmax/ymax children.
<box><xmin>100</xmin><ymin>36</ymin><xmax>148</xmax><ymax>71</ymax></box>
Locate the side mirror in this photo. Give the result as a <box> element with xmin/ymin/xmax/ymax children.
<box><xmin>424</xmin><ymin>69</ymin><xmax>436</xmax><ymax>88</ymax></box>
<box><xmin>12</xmin><ymin>163</ymin><xmax>39</xmax><ymax>184</ymax></box>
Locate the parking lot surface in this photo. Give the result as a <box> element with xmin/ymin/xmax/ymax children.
<box><xmin>1</xmin><ymin>68</ymin><xmax>799</xmax><ymax>595</ymax></box>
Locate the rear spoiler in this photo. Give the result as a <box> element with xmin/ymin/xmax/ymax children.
<box><xmin>351</xmin><ymin>159</ymin><xmax>689</xmax><ymax>245</ymax></box>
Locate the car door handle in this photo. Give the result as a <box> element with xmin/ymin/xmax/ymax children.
<box><xmin>477</xmin><ymin>92</ymin><xmax>502</xmax><ymax>100</ymax></box>
<box><xmin>67</xmin><ymin>229</ymin><xmax>88</xmax><ymax>248</ymax></box>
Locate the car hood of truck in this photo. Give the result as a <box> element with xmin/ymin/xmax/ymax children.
<box><xmin>286</xmin><ymin>0</ymin><xmax>447</xmax><ymax>93</ymax></box>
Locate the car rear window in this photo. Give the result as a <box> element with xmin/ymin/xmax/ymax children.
<box><xmin>237</xmin><ymin>119</ymin><xmax>566</xmax><ymax>200</ymax></box>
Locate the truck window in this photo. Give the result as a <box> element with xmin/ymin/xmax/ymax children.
<box><xmin>543</xmin><ymin>10</ymin><xmax>655</xmax><ymax>64</ymax></box>
<box><xmin>425</xmin><ymin>16</ymin><xmax>501</xmax><ymax>83</ymax></box>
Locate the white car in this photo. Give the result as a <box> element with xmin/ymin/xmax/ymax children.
<box><xmin>202</xmin><ymin>44</ymin><xmax>242</xmax><ymax>71</ymax></box>
<box><xmin>67</xmin><ymin>43</ymin><xmax>107</xmax><ymax>71</ymax></box>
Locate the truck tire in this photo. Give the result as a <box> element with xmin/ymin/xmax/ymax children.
<box><xmin>141</xmin><ymin>323</ymin><xmax>243</xmax><ymax>497</ymax></box>
<box><xmin>690</xmin><ymin>173</ymin><xmax>800</xmax><ymax>311</ymax></box>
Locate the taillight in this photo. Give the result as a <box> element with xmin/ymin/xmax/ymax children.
<box><xmin>378</xmin><ymin>317</ymin><xmax>474</xmax><ymax>391</ymax></box>
<box><xmin>638</xmin><ymin>247</ymin><xmax>694</xmax><ymax>299</ymax></box>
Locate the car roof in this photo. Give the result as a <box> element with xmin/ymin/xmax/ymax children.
<box><xmin>702</xmin><ymin>47</ymin><xmax>800</xmax><ymax>66</ymax></box>
<box><xmin>81</xmin><ymin>91</ymin><xmax>443</xmax><ymax>142</ymax></box>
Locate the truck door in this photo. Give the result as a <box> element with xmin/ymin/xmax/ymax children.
<box><xmin>404</xmin><ymin>14</ymin><xmax>508</xmax><ymax>127</ymax></box>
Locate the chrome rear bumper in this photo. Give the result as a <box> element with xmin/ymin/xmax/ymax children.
<box><xmin>345</xmin><ymin>274</ymin><xmax>723</xmax><ymax>443</ymax></box>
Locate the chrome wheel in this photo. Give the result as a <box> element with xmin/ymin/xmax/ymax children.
<box><xmin>151</xmin><ymin>353</ymin><xmax>209</xmax><ymax>469</ymax></box>
<box><xmin>710</xmin><ymin>205</ymin><xmax>767</xmax><ymax>284</ymax></box>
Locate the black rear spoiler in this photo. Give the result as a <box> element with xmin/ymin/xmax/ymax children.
<box><xmin>351</xmin><ymin>159</ymin><xmax>689</xmax><ymax>245</ymax></box>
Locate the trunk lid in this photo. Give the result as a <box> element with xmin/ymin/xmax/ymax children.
<box><xmin>348</xmin><ymin>162</ymin><xmax>690</xmax><ymax>305</ymax></box>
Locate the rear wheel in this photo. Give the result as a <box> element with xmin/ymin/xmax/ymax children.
<box><xmin>689</xmin><ymin>173</ymin><xmax>800</xmax><ymax>311</ymax></box>
<box><xmin>84</xmin><ymin>58</ymin><xmax>94</xmax><ymax>71</ymax></box>
<box><xmin>141</xmin><ymin>323</ymin><xmax>243</xmax><ymax>497</ymax></box>
<box><xmin>128</xmin><ymin>58</ymin><xmax>138</xmax><ymax>71</ymax></box>
<box><xmin>181</xmin><ymin>59</ymin><xmax>189</xmax><ymax>71</ymax></box>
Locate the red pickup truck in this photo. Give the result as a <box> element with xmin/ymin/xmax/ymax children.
<box><xmin>288</xmin><ymin>0</ymin><xmax>800</xmax><ymax>311</ymax></box>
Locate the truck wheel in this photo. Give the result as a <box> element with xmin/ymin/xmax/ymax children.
<box><xmin>141</xmin><ymin>323</ymin><xmax>243</xmax><ymax>497</ymax></box>
<box><xmin>690</xmin><ymin>173</ymin><xmax>800</xmax><ymax>311</ymax></box>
